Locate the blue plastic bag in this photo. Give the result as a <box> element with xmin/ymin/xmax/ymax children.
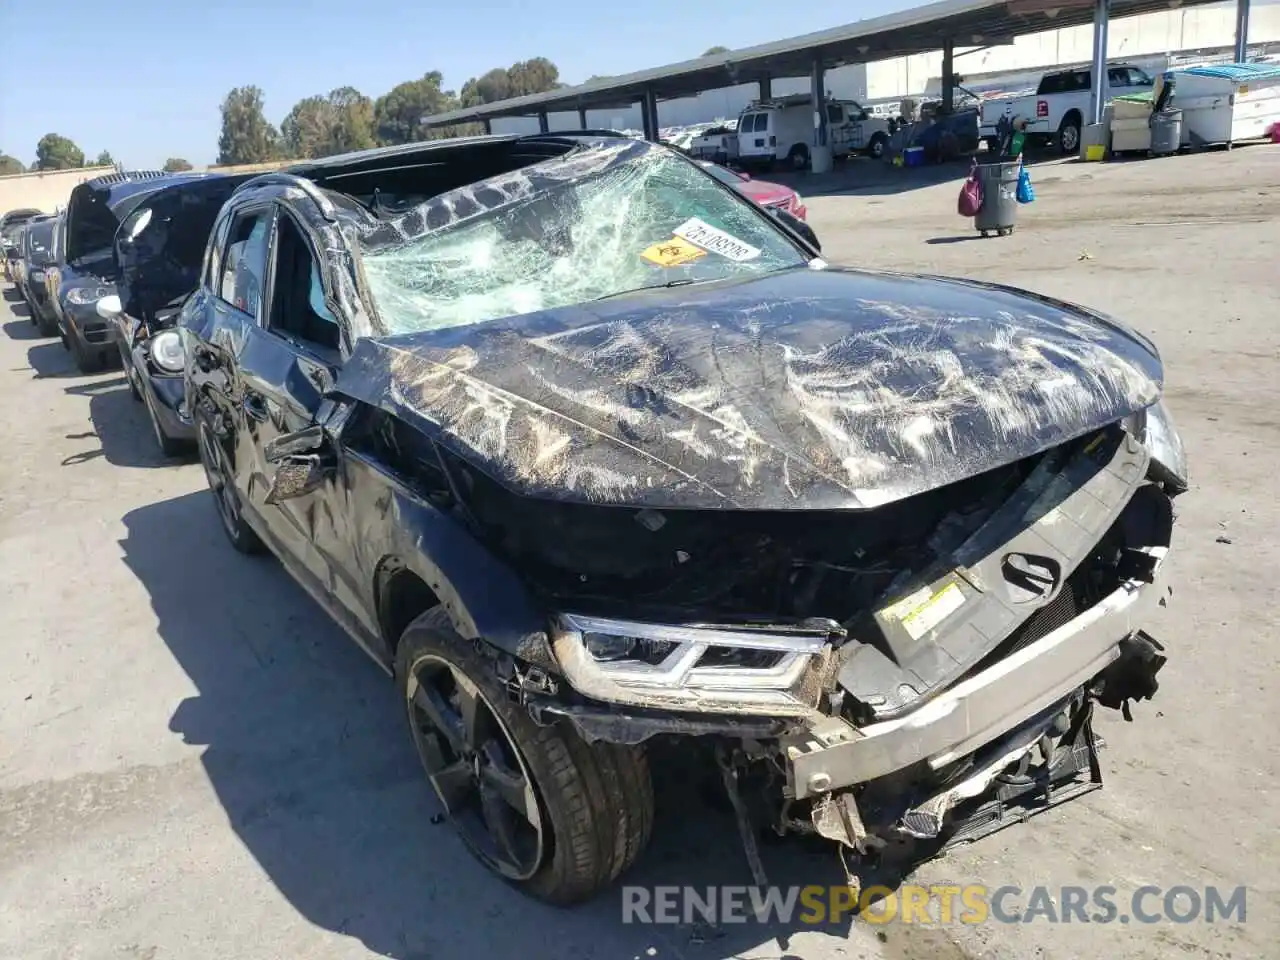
<box><xmin>1016</xmin><ymin>166</ymin><xmax>1035</xmax><ymax>204</ymax></box>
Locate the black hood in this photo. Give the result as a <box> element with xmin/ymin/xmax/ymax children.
<box><xmin>336</xmin><ymin>267</ymin><xmax>1164</xmax><ymax>510</ymax></box>
<box><xmin>112</xmin><ymin>174</ymin><xmax>253</xmax><ymax>322</ymax></box>
<box><xmin>64</xmin><ymin>170</ymin><xmax>173</xmax><ymax>269</ymax></box>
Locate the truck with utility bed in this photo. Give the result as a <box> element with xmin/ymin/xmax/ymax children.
<box><xmin>979</xmin><ymin>63</ymin><xmax>1154</xmax><ymax>154</ymax></box>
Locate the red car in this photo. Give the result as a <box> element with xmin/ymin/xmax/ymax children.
<box><xmin>698</xmin><ymin>161</ymin><xmax>807</xmax><ymax>220</ymax></box>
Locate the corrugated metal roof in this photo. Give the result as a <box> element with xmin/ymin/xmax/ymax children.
<box><xmin>1177</xmin><ymin>62</ymin><xmax>1280</xmax><ymax>81</ymax></box>
<box><xmin>421</xmin><ymin>0</ymin><xmax>1234</xmax><ymax>126</ymax></box>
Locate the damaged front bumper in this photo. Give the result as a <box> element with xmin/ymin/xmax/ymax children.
<box><xmin>784</xmin><ymin>559</ymin><xmax>1169</xmax><ymax>801</ymax></box>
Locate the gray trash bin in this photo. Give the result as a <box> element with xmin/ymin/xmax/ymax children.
<box><xmin>1149</xmin><ymin>109</ymin><xmax>1182</xmax><ymax>156</ymax></box>
<box><xmin>974</xmin><ymin>159</ymin><xmax>1020</xmax><ymax>236</ymax></box>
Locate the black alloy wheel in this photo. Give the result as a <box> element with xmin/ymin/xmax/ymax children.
<box><xmin>196</xmin><ymin>418</ymin><xmax>262</xmax><ymax>553</ymax></box>
<box><xmin>406</xmin><ymin>652</ymin><xmax>546</xmax><ymax>881</ymax></box>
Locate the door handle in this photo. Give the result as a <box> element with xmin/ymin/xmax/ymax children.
<box><xmin>242</xmin><ymin>390</ymin><xmax>269</xmax><ymax>422</ymax></box>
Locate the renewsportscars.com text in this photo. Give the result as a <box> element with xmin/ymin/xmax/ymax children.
<box><xmin>621</xmin><ymin>884</ymin><xmax>1248</xmax><ymax>926</ymax></box>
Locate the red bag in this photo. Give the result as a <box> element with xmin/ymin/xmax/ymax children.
<box><xmin>957</xmin><ymin>166</ymin><xmax>983</xmax><ymax>218</ymax></box>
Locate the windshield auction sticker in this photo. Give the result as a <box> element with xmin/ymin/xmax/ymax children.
<box><xmin>673</xmin><ymin>217</ymin><xmax>761</xmax><ymax>262</ymax></box>
<box><xmin>641</xmin><ymin>236</ymin><xmax>706</xmax><ymax>267</ymax></box>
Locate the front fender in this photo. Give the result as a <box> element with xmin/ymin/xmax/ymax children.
<box><xmin>378</xmin><ymin>486</ymin><xmax>553</xmax><ymax>666</ymax></box>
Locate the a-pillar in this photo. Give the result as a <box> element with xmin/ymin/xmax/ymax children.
<box><xmin>809</xmin><ymin>58</ymin><xmax>832</xmax><ymax>172</ymax></box>
<box><xmin>578</xmin><ymin>106</ymin><xmax>588</xmax><ymax>130</ymax></box>
<box><xmin>941</xmin><ymin>39</ymin><xmax>955</xmax><ymax>114</ymax></box>
<box><xmin>758</xmin><ymin>76</ymin><xmax>772</xmax><ymax>101</ymax></box>
<box><xmin>1089</xmin><ymin>0</ymin><xmax>1111</xmax><ymax>127</ymax></box>
<box><xmin>1235</xmin><ymin>0</ymin><xmax>1251</xmax><ymax>62</ymax></box>
<box><xmin>537</xmin><ymin>110</ymin><xmax>549</xmax><ymax>134</ymax></box>
<box><xmin>640</xmin><ymin>88</ymin><xmax>660</xmax><ymax>141</ymax></box>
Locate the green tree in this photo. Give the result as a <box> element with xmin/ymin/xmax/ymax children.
<box><xmin>506</xmin><ymin>57</ymin><xmax>560</xmax><ymax>96</ymax></box>
<box><xmin>702</xmin><ymin>45</ymin><xmax>730</xmax><ymax>56</ymax></box>
<box><xmin>460</xmin><ymin>58</ymin><xmax>561</xmax><ymax>107</ymax></box>
<box><xmin>460</xmin><ymin>67</ymin><xmax>512</xmax><ymax>107</ymax></box>
<box><xmin>283</xmin><ymin>87</ymin><xmax>378</xmax><ymax>158</ymax></box>
<box><xmin>326</xmin><ymin>86</ymin><xmax>377</xmax><ymax>154</ymax></box>
<box><xmin>94</xmin><ymin>150</ymin><xmax>115</xmax><ymax>166</ymax></box>
<box><xmin>0</xmin><ymin>153</ymin><xmax>24</xmax><ymax>176</ymax></box>
<box><xmin>373</xmin><ymin>72</ymin><xmax>458</xmax><ymax>144</ymax></box>
<box><xmin>163</xmin><ymin>157</ymin><xmax>194</xmax><ymax>172</ymax></box>
<box><xmin>281</xmin><ymin>94</ymin><xmax>334</xmax><ymax>158</ymax></box>
<box><xmin>34</xmin><ymin>133</ymin><xmax>85</xmax><ymax>170</ymax></box>
<box><xmin>216</xmin><ymin>86</ymin><xmax>280</xmax><ymax>165</ymax></box>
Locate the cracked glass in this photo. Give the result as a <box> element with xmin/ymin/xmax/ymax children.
<box><xmin>358</xmin><ymin>148</ymin><xmax>809</xmax><ymax>335</ymax></box>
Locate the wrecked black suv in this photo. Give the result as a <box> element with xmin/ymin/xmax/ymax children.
<box><xmin>180</xmin><ymin>134</ymin><xmax>1185</xmax><ymax>904</ymax></box>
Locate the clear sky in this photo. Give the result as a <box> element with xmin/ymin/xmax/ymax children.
<box><xmin>0</xmin><ymin>0</ymin><xmax>913</xmax><ymax>169</ymax></box>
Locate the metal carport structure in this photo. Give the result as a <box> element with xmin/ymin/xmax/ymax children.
<box><xmin>422</xmin><ymin>0</ymin><xmax>1256</xmax><ymax>165</ymax></box>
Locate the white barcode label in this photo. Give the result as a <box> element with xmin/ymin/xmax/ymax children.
<box><xmin>673</xmin><ymin>217</ymin><xmax>761</xmax><ymax>262</ymax></box>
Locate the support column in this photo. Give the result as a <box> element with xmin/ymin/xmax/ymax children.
<box><xmin>1234</xmin><ymin>0</ymin><xmax>1251</xmax><ymax>62</ymax></box>
<box><xmin>1090</xmin><ymin>0</ymin><xmax>1111</xmax><ymax>127</ymax></box>
<box><xmin>809</xmin><ymin>58</ymin><xmax>832</xmax><ymax>172</ymax></box>
<box><xmin>758</xmin><ymin>76</ymin><xmax>772</xmax><ymax>101</ymax></box>
<box><xmin>537</xmin><ymin>110</ymin><xmax>549</xmax><ymax>134</ymax></box>
<box><xmin>578</xmin><ymin>106</ymin><xmax>588</xmax><ymax>130</ymax></box>
<box><xmin>641</xmin><ymin>88</ymin><xmax>659</xmax><ymax>142</ymax></box>
<box><xmin>810</xmin><ymin>60</ymin><xmax>828</xmax><ymax>148</ymax></box>
<box><xmin>482</xmin><ymin>118</ymin><xmax>491</xmax><ymax>135</ymax></box>
<box><xmin>941</xmin><ymin>40</ymin><xmax>955</xmax><ymax>114</ymax></box>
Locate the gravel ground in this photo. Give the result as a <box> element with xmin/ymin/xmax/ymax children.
<box><xmin>2</xmin><ymin>146</ymin><xmax>1277</xmax><ymax>960</ymax></box>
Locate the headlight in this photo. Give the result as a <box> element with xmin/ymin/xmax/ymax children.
<box><xmin>149</xmin><ymin>330</ymin><xmax>185</xmax><ymax>373</ymax></box>
<box><xmin>1144</xmin><ymin>399</ymin><xmax>1188</xmax><ymax>491</ymax></box>
<box><xmin>30</xmin><ymin>269</ymin><xmax>45</xmax><ymax>282</ymax></box>
<box><xmin>65</xmin><ymin>284</ymin><xmax>113</xmax><ymax>305</ymax></box>
<box><xmin>792</xmin><ymin>192</ymin><xmax>803</xmax><ymax>209</ymax></box>
<box><xmin>550</xmin><ymin>613</ymin><xmax>835</xmax><ymax>715</ymax></box>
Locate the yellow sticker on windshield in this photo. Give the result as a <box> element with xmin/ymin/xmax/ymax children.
<box><xmin>641</xmin><ymin>236</ymin><xmax>706</xmax><ymax>267</ymax></box>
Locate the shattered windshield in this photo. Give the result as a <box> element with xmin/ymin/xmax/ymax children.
<box><xmin>359</xmin><ymin>145</ymin><xmax>809</xmax><ymax>334</ymax></box>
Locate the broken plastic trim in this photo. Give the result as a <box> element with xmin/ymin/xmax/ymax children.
<box><xmin>549</xmin><ymin>613</ymin><xmax>833</xmax><ymax>715</ymax></box>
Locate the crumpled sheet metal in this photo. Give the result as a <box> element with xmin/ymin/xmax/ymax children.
<box><xmin>332</xmin><ymin>265</ymin><xmax>1164</xmax><ymax>512</ymax></box>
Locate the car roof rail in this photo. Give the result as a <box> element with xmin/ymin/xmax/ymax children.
<box><xmin>237</xmin><ymin>171</ymin><xmax>338</xmax><ymax>223</ymax></box>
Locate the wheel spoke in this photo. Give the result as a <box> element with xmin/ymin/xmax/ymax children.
<box><xmin>479</xmin><ymin>784</ymin><xmax>523</xmax><ymax>866</ymax></box>
<box><xmin>412</xmin><ymin>683</ymin><xmax>467</xmax><ymax>754</ymax></box>
<box><xmin>452</xmin><ymin>672</ymin><xmax>484</xmax><ymax>750</ymax></box>
<box><xmin>430</xmin><ymin>758</ymin><xmax>477</xmax><ymax>812</ymax></box>
<box><xmin>480</xmin><ymin>760</ymin><xmax>537</xmax><ymax>825</ymax></box>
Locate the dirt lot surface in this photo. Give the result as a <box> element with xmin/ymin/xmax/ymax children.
<box><xmin>2</xmin><ymin>146</ymin><xmax>1278</xmax><ymax>960</ymax></box>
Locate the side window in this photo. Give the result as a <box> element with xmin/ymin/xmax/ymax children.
<box><xmin>1076</xmin><ymin>71</ymin><xmax>1093</xmax><ymax>91</ymax></box>
<box><xmin>216</xmin><ymin>209</ymin><xmax>272</xmax><ymax>318</ymax></box>
<box><xmin>204</xmin><ymin>213</ymin><xmax>232</xmax><ymax>291</ymax></box>
<box><xmin>1108</xmin><ymin>68</ymin><xmax>1128</xmax><ymax>87</ymax></box>
<box><xmin>826</xmin><ymin>104</ymin><xmax>843</xmax><ymax>124</ymax></box>
<box><xmin>267</xmin><ymin>211</ymin><xmax>340</xmax><ymax>354</ymax></box>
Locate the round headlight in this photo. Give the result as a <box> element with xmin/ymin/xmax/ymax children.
<box><xmin>66</xmin><ymin>284</ymin><xmax>113</xmax><ymax>305</ymax></box>
<box><xmin>149</xmin><ymin>330</ymin><xmax>186</xmax><ymax>373</ymax></box>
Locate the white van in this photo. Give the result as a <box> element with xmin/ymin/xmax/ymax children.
<box><xmin>736</xmin><ymin>96</ymin><xmax>896</xmax><ymax>169</ymax></box>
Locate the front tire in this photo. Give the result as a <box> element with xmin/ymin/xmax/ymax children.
<box><xmin>196</xmin><ymin>415</ymin><xmax>263</xmax><ymax>554</ymax></box>
<box><xmin>397</xmin><ymin>607</ymin><xmax>654</xmax><ymax>905</ymax></box>
<box><xmin>68</xmin><ymin>331</ymin><xmax>103</xmax><ymax>373</ymax></box>
<box><xmin>867</xmin><ymin>133</ymin><xmax>888</xmax><ymax>159</ymax></box>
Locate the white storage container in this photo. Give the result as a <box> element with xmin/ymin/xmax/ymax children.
<box><xmin>1110</xmin><ymin>93</ymin><xmax>1154</xmax><ymax>153</ymax></box>
<box><xmin>1170</xmin><ymin>63</ymin><xmax>1280</xmax><ymax>147</ymax></box>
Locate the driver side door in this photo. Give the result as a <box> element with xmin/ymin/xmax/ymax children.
<box><xmin>228</xmin><ymin>204</ymin><xmax>344</xmax><ymax>592</ymax></box>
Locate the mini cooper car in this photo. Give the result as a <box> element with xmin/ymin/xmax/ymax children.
<box><xmin>181</xmin><ymin>133</ymin><xmax>1183</xmax><ymax>905</ymax></box>
<box><xmin>58</xmin><ymin>170</ymin><xmax>170</xmax><ymax>372</ymax></box>
<box><xmin>95</xmin><ymin>172</ymin><xmax>255</xmax><ymax>455</ymax></box>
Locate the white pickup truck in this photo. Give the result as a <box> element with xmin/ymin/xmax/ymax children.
<box><xmin>979</xmin><ymin>63</ymin><xmax>1155</xmax><ymax>154</ymax></box>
